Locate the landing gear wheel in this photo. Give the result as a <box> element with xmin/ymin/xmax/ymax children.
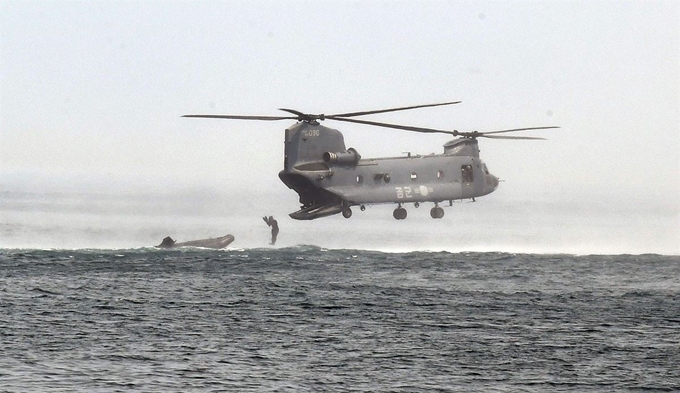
<box><xmin>342</xmin><ymin>207</ymin><xmax>352</xmax><ymax>219</ymax></box>
<box><xmin>430</xmin><ymin>206</ymin><xmax>444</xmax><ymax>219</ymax></box>
<box><xmin>393</xmin><ymin>207</ymin><xmax>407</xmax><ymax>220</ymax></box>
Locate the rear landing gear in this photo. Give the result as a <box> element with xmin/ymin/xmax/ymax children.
<box><xmin>430</xmin><ymin>204</ymin><xmax>444</xmax><ymax>219</ymax></box>
<box><xmin>342</xmin><ymin>207</ymin><xmax>352</xmax><ymax>219</ymax></box>
<box><xmin>393</xmin><ymin>204</ymin><xmax>407</xmax><ymax>220</ymax></box>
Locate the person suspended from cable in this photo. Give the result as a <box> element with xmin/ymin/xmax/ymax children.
<box><xmin>263</xmin><ymin>216</ymin><xmax>279</xmax><ymax>245</ymax></box>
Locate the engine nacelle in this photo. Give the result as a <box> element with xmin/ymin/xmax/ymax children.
<box><xmin>322</xmin><ymin>147</ymin><xmax>361</xmax><ymax>166</ymax></box>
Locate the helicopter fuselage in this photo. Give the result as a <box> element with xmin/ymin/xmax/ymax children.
<box><xmin>278</xmin><ymin>121</ymin><xmax>499</xmax><ymax>220</ymax></box>
<box><xmin>183</xmin><ymin>101</ymin><xmax>552</xmax><ymax>220</ymax></box>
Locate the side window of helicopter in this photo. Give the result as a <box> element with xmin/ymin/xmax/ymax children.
<box><xmin>384</xmin><ymin>174</ymin><xmax>391</xmax><ymax>183</ymax></box>
<box><xmin>410</xmin><ymin>173</ymin><xmax>418</xmax><ymax>181</ymax></box>
<box><xmin>461</xmin><ymin>165</ymin><xmax>473</xmax><ymax>183</ymax></box>
<box><xmin>437</xmin><ymin>170</ymin><xmax>444</xmax><ymax>180</ymax></box>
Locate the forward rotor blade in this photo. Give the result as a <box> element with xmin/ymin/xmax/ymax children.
<box><xmin>333</xmin><ymin>117</ymin><xmax>552</xmax><ymax>140</ymax></box>
<box><xmin>480</xmin><ymin>126</ymin><xmax>559</xmax><ymax>135</ymax></box>
<box><xmin>182</xmin><ymin>114</ymin><xmax>298</xmax><ymax>121</ymax></box>
<box><xmin>328</xmin><ymin>101</ymin><xmax>461</xmax><ymax>118</ymax></box>
<box><xmin>331</xmin><ymin>117</ymin><xmax>455</xmax><ymax>135</ymax></box>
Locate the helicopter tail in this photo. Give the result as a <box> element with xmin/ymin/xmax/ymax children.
<box><xmin>279</xmin><ymin>170</ymin><xmax>345</xmax><ymax>220</ymax></box>
<box><xmin>288</xmin><ymin>203</ymin><xmax>344</xmax><ymax>220</ymax></box>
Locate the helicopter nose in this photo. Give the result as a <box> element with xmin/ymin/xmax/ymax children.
<box><xmin>488</xmin><ymin>174</ymin><xmax>499</xmax><ymax>191</ymax></box>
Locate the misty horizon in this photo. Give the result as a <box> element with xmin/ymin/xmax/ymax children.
<box><xmin>1</xmin><ymin>1</ymin><xmax>678</xmax><ymax>254</ymax></box>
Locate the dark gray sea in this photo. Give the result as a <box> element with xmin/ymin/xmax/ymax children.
<box><xmin>1</xmin><ymin>247</ymin><xmax>678</xmax><ymax>392</ymax></box>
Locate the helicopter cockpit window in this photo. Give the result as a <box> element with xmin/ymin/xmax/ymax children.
<box><xmin>410</xmin><ymin>173</ymin><xmax>418</xmax><ymax>181</ymax></box>
<box><xmin>461</xmin><ymin>165</ymin><xmax>473</xmax><ymax>183</ymax></box>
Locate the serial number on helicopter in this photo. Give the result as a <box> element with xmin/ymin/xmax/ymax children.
<box><xmin>302</xmin><ymin>129</ymin><xmax>320</xmax><ymax>138</ymax></box>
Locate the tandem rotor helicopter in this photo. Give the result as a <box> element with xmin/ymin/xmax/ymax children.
<box><xmin>183</xmin><ymin>102</ymin><xmax>557</xmax><ymax>220</ymax></box>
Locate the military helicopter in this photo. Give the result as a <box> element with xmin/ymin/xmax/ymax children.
<box><xmin>183</xmin><ymin>102</ymin><xmax>556</xmax><ymax>220</ymax></box>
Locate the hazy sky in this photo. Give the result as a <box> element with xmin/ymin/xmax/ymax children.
<box><xmin>1</xmin><ymin>1</ymin><xmax>678</xmax><ymax>253</ymax></box>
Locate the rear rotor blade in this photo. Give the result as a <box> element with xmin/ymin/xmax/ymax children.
<box><xmin>328</xmin><ymin>101</ymin><xmax>461</xmax><ymax>118</ymax></box>
<box><xmin>185</xmin><ymin>101</ymin><xmax>462</xmax><ymax>123</ymax></box>
<box><xmin>277</xmin><ymin>108</ymin><xmax>308</xmax><ymax>118</ymax></box>
<box><xmin>331</xmin><ymin>117</ymin><xmax>455</xmax><ymax>135</ymax></box>
<box><xmin>182</xmin><ymin>114</ymin><xmax>298</xmax><ymax>121</ymax></box>
<box><xmin>480</xmin><ymin>126</ymin><xmax>559</xmax><ymax>135</ymax></box>
<box><xmin>479</xmin><ymin>135</ymin><xmax>547</xmax><ymax>140</ymax></box>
